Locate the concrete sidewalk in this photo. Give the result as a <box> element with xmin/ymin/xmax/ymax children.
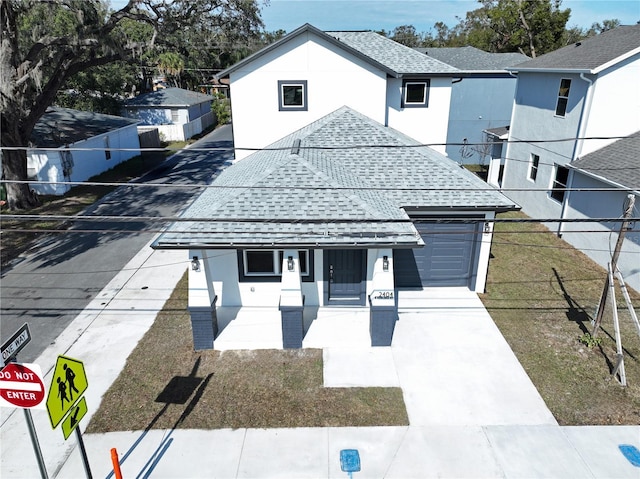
<box><xmin>2</xmin><ymin>245</ymin><xmax>640</xmax><ymax>478</ymax></box>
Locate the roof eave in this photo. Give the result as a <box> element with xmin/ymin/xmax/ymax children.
<box><xmin>506</xmin><ymin>67</ymin><xmax>594</xmax><ymax>74</ymax></box>
<box><xmin>568</xmin><ymin>164</ymin><xmax>640</xmax><ymax>195</ymax></box>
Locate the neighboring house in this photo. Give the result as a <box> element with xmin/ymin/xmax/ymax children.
<box><xmin>561</xmin><ymin>132</ymin><xmax>640</xmax><ymax>292</ymax></box>
<box><xmin>415</xmin><ymin>46</ymin><xmax>528</xmax><ymax>165</ymax></box>
<box><xmin>216</xmin><ymin>23</ymin><xmax>459</xmax><ymax>161</ymax></box>
<box><xmin>27</xmin><ymin>107</ymin><xmax>140</xmax><ymax>196</ymax></box>
<box><xmin>122</xmin><ymin>87</ymin><xmax>214</xmax><ymax>141</ymax></box>
<box><xmin>498</xmin><ymin>25</ymin><xmax>640</xmax><ymax>222</ymax></box>
<box><xmin>152</xmin><ymin>107</ymin><xmax>518</xmax><ymax>350</ymax></box>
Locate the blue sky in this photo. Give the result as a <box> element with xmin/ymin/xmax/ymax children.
<box><xmin>108</xmin><ymin>1</ymin><xmax>640</xmax><ymax>33</ymax></box>
<box><xmin>260</xmin><ymin>0</ymin><xmax>640</xmax><ymax>33</ymax></box>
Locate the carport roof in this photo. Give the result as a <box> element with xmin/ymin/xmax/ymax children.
<box><xmin>152</xmin><ymin>107</ymin><xmax>518</xmax><ymax>249</ymax></box>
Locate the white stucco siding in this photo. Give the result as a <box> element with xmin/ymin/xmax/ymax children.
<box><xmin>581</xmin><ymin>55</ymin><xmax>640</xmax><ymax>156</ymax></box>
<box><xmin>229</xmin><ymin>32</ymin><xmax>388</xmax><ymax>160</ymax></box>
<box><xmin>386</xmin><ymin>77</ymin><xmax>451</xmax><ymax>155</ymax></box>
<box><xmin>561</xmin><ymin>173</ymin><xmax>640</xmax><ymax>293</ymax></box>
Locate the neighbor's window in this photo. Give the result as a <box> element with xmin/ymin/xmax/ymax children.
<box><xmin>528</xmin><ymin>154</ymin><xmax>540</xmax><ymax>181</ymax></box>
<box><xmin>550</xmin><ymin>165</ymin><xmax>569</xmax><ymax>202</ymax></box>
<box><xmin>243</xmin><ymin>250</ymin><xmax>310</xmax><ymax>276</ymax></box>
<box><xmin>104</xmin><ymin>136</ymin><xmax>111</xmax><ymax>160</ymax></box>
<box><xmin>278</xmin><ymin>80</ymin><xmax>307</xmax><ymax>111</ymax></box>
<box><xmin>555</xmin><ymin>79</ymin><xmax>571</xmax><ymax>117</ymax></box>
<box><xmin>402</xmin><ymin>80</ymin><xmax>430</xmax><ymax>107</ymax></box>
<box><xmin>171</xmin><ymin>109</ymin><xmax>180</xmax><ymax>123</ymax></box>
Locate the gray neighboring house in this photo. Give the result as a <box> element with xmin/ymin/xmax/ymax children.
<box><xmin>152</xmin><ymin>106</ymin><xmax>518</xmax><ymax>350</ymax></box>
<box><xmin>27</xmin><ymin>107</ymin><xmax>140</xmax><ymax>196</ymax></box>
<box><xmin>122</xmin><ymin>87</ymin><xmax>214</xmax><ymax>141</ymax></box>
<box><xmin>414</xmin><ymin>46</ymin><xmax>528</xmax><ymax>165</ymax></box>
<box><xmin>562</xmin><ymin>131</ymin><xmax>640</xmax><ymax>293</ymax></box>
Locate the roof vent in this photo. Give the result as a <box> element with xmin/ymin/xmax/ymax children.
<box><xmin>291</xmin><ymin>138</ymin><xmax>301</xmax><ymax>155</ymax></box>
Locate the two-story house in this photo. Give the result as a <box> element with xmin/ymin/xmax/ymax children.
<box><xmin>415</xmin><ymin>46</ymin><xmax>528</xmax><ymax>165</ymax></box>
<box><xmin>500</xmin><ymin>25</ymin><xmax>640</xmax><ymax>220</ymax></box>
<box><xmin>498</xmin><ymin>25</ymin><xmax>640</xmax><ymax>291</ymax></box>
<box><xmin>217</xmin><ymin>23</ymin><xmax>459</xmax><ymax>161</ymax></box>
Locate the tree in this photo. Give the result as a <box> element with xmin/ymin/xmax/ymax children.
<box><xmin>391</xmin><ymin>25</ymin><xmax>421</xmax><ymax>47</ymax></box>
<box><xmin>1</xmin><ymin>0</ymin><xmax>263</xmax><ymax>209</ymax></box>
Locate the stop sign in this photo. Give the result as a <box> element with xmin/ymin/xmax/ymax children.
<box><xmin>0</xmin><ymin>363</ymin><xmax>45</xmax><ymax>408</ymax></box>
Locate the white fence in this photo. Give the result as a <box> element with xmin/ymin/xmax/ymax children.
<box><xmin>156</xmin><ymin>111</ymin><xmax>215</xmax><ymax>142</ymax></box>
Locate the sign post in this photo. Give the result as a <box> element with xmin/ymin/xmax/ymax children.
<box><xmin>46</xmin><ymin>355</ymin><xmax>92</xmax><ymax>479</ymax></box>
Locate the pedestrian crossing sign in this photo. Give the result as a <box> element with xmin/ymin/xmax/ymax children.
<box><xmin>46</xmin><ymin>355</ymin><xmax>88</xmax><ymax>429</ymax></box>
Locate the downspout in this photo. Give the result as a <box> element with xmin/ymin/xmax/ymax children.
<box><xmin>559</xmin><ymin>73</ymin><xmax>594</xmax><ymax>236</ymax></box>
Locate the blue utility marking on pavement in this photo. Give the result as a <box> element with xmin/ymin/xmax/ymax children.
<box><xmin>619</xmin><ymin>444</ymin><xmax>640</xmax><ymax>467</ymax></box>
<box><xmin>340</xmin><ymin>449</ymin><xmax>361</xmax><ymax>473</ymax></box>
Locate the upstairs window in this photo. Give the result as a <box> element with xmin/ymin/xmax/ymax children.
<box><xmin>550</xmin><ymin>165</ymin><xmax>569</xmax><ymax>203</ymax></box>
<box><xmin>528</xmin><ymin>154</ymin><xmax>540</xmax><ymax>181</ymax></box>
<box><xmin>278</xmin><ymin>80</ymin><xmax>307</xmax><ymax>111</ymax></box>
<box><xmin>402</xmin><ymin>80</ymin><xmax>430</xmax><ymax>108</ymax></box>
<box><xmin>555</xmin><ymin>79</ymin><xmax>571</xmax><ymax>117</ymax></box>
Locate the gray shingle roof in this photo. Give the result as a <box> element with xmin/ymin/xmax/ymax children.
<box><xmin>30</xmin><ymin>107</ymin><xmax>138</xmax><ymax>148</ymax></box>
<box><xmin>509</xmin><ymin>25</ymin><xmax>640</xmax><ymax>73</ymax></box>
<box><xmin>571</xmin><ymin>131</ymin><xmax>640</xmax><ymax>191</ymax></box>
<box><xmin>124</xmin><ymin>87</ymin><xmax>213</xmax><ymax>108</ymax></box>
<box><xmin>153</xmin><ymin>107</ymin><xmax>517</xmax><ymax>249</ymax></box>
<box><xmin>415</xmin><ymin>46</ymin><xmax>528</xmax><ymax>71</ymax></box>
<box><xmin>217</xmin><ymin>23</ymin><xmax>458</xmax><ymax>79</ymax></box>
<box><xmin>325</xmin><ymin>31</ymin><xmax>458</xmax><ymax>75</ymax></box>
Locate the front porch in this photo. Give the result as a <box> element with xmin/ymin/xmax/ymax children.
<box><xmin>205</xmin><ymin>288</ymin><xmax>473</xmax><ymax>351</ymax></box>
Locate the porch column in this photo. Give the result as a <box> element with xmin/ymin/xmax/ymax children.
<box><xmin>279</xmin><ymin>250</ymin><xmax>304</xmax><ymax>348</ymax></box>
<box><xmin>187</xmin><ymin>249</ymin><xmax>218</xmax><ymax>350</ymax></box>
<box><xmin>369</xmin><ymin>249</ymin><xmax>398</xmax><ymax>346</ymax></box>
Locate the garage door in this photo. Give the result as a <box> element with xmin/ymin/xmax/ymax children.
<box><xmin>394</xmin><ymin>221</ymin><xmax>478</xmax><ymax>288</ymax></box>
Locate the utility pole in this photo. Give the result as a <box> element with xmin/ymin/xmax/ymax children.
<box><xmin>592</xmin><ymin>194</ymin><xmax>636</xmax><ymax>337</ymax></box>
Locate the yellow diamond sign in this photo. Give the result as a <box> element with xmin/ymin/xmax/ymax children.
<box><xmin>46</xmin><ymin>355</ymin><xmax>88</xmax><ymax>429</ymax></box>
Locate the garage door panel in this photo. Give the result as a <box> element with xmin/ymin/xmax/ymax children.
<box><xmin>394</xmin><ymin>221</ymin><xmax>479</xmax><ymax>288</ymax></box>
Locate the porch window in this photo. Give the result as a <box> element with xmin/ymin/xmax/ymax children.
<box><xmin>528</xmin><ymin>154</ymin><xmax>539</xmax><ymax>181</ymax></box>
<box><xmin>550</xmin><ymin>165</ymin><xmax>569</xmax><ymax>203</ymax></box>
<box><xmin>278</xmin><ymin>80</ymin><xmax>307</xmax><ymax>111</ymax></box>
<box><xmin>402</xmin><ymin>80</ymin><xmax>430</xmax><ymax>108</ymax></box>
<box><xmin>555</xmin><ymin>79</ymin><xmax>571</xmax><ymax>117</ymax></box>
<box><xmin>240</xmin><ymin>249</ymin><xmax>312</xmax><ymax>280</ymax></box>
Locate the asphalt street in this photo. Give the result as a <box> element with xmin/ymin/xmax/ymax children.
<box><xmin>0</xmin><ymin>125</ymin><xmax>233</xmax><ymax>362</ymax></box>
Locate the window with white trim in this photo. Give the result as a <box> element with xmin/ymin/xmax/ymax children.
<box><xmin>171</xmin><ymin>109</ymin><xmax>180</xmax><ymax>123</ymax></box>
<box><xmin>402</xmin><ymin>80</ymin><xmax>430</xmax><ymax>107</ymax></box>
<box><xmin>278</xmin><ymin>80</ymin><xmax>307</xmax><ymax>111</ymax></box>
<box><xmin>528</xmin><ymin>154</ymin><xmax>539</xmax><ymax>181</ymax></box>
<box><xmin>550</xmin><ymin>165</ymin><xmax>569</xmax><ymax>202</ymax></box>
<box><xmin>242</xmin><ymin>250</ymin><xmax>310</xmax><ymax>277</ymax></box>
<box><xmin>555</xmin><ymin>79</ymin><xmax>571</xmax><ymax>117</ymax></box>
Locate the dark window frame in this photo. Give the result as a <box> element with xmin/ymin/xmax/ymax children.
<box><xmin>238</xmin><ymin>249</ymin><xmax>314</xmax><ymax>282</ymax></box>
<box><xmin>528</xmin><ymin>153</ymin><xmax>540</xmax><ymax>181</ymax></box>
<box><xmin>402</xmin><ymin>79</ymin><xmax>430</xmax><ymax>108</ymax></box>
<box><xmin>278</xmin><ymin>80</ymin><xmax>308</xmax><ymax>111</ymax></box>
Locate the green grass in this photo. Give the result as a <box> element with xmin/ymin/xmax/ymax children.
<box><xmin>481</xmin><ymin>211</ymin><xmax>640</xmax><ymax>425</ymax></box>
<box><xmin>86</xmin><ymin>273</ymin><xmax>409</xmax><ymax>432</ymax></box>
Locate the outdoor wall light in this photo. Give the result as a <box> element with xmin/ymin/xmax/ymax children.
<box><xmin>383</xmin><ymin>255</ymin><xmax>389</xmax><ymax>271</ymax></box>
<box><xmin>484</xmin><ymin>222</ymin><xmax>491</xmax><ymax>233</ymax></box>
<box><xmin>191</xmin><ymin>256</ymin><xmax>200</xmax><ymax>272</ymax></box>
<box><xmin>287</xmin><ymin>256</ymin><xmax>294</xmax><ymax>271</ymax></box>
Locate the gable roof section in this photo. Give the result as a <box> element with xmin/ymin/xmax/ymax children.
<box><xmin>509</xmin><ymin>25</ymin><xmax>640</xmax><ymax>74</ymax></box>
<box><xmin>153</xmin><ymin>107</ymin><xmax>517</xmax><ymax>249</ymax></box>
<box><xmin>124</xmin><ymin>87</ymin><xmax>213</xmax><ymax>108</ymax></box>
<box><xmin>217</xmin><ymin>23</ymin><xmax>458</xmax><ymax>79</ymax></box>
<box><xmin>415</xmin><ymin>46</ymin><xmax>528</xmax><ymax>72</ymax></box>
<box><xmin>31</xmin><ymin>107</ymin><xmax>138</xmax><ymax>148</ymax></box>
<box><xmin>570</xmin><ymin>131</ymin><xmax>640</xmax><ymax>192</ymax></box>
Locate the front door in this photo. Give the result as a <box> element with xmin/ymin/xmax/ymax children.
<box><xmin>325</xmin><ymin>249</ymin><xmax>366</xmax><ymax>305</ymax></box>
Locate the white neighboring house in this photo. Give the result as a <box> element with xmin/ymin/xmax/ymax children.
<box><xmin>122</xmin><ymin>87</ymin><xmax>214</xmax><ymax>141</ymax></box>
<box><xmin>27</xmin><ymin>107</ymin><xmax>140</xmax><ymax>196</ymax></box>
<box><xmin>562</xmin><ymin>132</ymin><xmax>640</xmax><ymax>293</ymax></box>
<box><xmin>498</xmin><ymin>25</ymin><xmax>640</xmax><ymax>222</ymax></box>
<box><xmin>217</xmin><ymin>23</ymin><xmax>459</xmax><ymax>161</ymax></box>
<box><xmin>415</xmin><ymin>46</ymin><xmax>528</xmax><ymax>165</ymax></box>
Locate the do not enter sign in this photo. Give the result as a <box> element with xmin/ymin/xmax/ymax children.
<box><xmin>0</xmin><ymin>363</ymin><xmax>46</xmax><ymax>409</ymax></box>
